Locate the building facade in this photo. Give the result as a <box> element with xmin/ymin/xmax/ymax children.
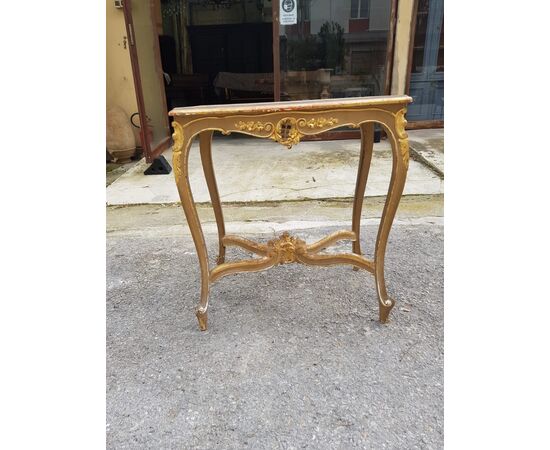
<box><xmin>106</xmin><ymin>0</ymin><xmax>443</xmax><ymax>162</ymax></box>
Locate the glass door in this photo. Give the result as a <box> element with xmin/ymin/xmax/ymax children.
<box><xmin>277</xmin><ymin>0</ymin><xmax>394</xmax><ymax>102</ymax></box>
<box><xmin>160</xmin><ymin>0</ymin><xmax>274</xmax><ymax>107</ymax></box>
<box><xmin>407</xmin><ymin>0</ymin><xmax>444</xmax><ymax>122</ymax></box>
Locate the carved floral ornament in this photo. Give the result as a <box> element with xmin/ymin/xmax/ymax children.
<box><xmin>267</xmin><ymin>232</ymin><xmax>307</xmax><ymax>264</ymax></box>
<box><xmin>171</xmin><ymin>121</ymin><xmax>184</xmax><ymax>179</ymax></box>
<box><xmin>235</xmin><ymin>116</ymin><xmax>339</xmax><ymax>149</ymax></box>
<box><xmin>395</xmin><ymin>108</ymin><xmax>409</xmax><ymax>169</ymax></box>
<box><xmin>395</xmin><ymin>107</ymin><xmax>408</xmax><ymax>140</ymax></box>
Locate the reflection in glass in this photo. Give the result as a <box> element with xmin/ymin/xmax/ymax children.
<box><xmin>436</xmin><ymin>17</ymin><xmax>443</xmax><ymax>72</ymax></box>
<box><xmin>160</xmin><ymin>0</ymin><xmax>274</xmax><ymax>107</ymax></box>
<box><xmin>280</xmin><ymin>0</ymin><xmax>392</xmax><ymax>101</ymax></box>
<box><xmin>411</xmin><ymin>0</ymin><xmax>429</xmax><ymax>73</ymax></box>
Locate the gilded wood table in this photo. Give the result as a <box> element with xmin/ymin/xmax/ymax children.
<box><xmin>169</xmin><ymin>95</ymin><xmax>412</xmax><ymax>331</ymax></box>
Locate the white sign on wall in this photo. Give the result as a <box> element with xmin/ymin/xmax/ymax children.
<box><xmin>280</xmin><ymin>0</ymin><xmax>298</xmax><ymax>25</ymax></box>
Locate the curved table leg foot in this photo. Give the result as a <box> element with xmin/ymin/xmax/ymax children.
<box><xmin>195</xmin><ymin>281</ymin><xmax>210</xmax><ymax>331</ymax></box>
<box><xmin>378</xmin><ymin>297</ymin><xmax>395</xmax><ymax>323</ymax></box>
<box><xmin>196</xmin><ymin>307</ymin><xmax>208</xmax><ymax>331</ymax></box>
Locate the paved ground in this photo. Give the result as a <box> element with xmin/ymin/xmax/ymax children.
<box><xmin>107</xmin><ymin>218</ymin><xmax>443</xmax><ymax>448</ymax></box>
<box><xmin>408</xmin><ymin>130</ymin><xmax>444</xmax><ymax>178</ymax></box>
<box><xmin>107</xmin><ymin>160</ymin><xmax>140</xmax><ymax>187</ymax></box>
<box><xmin>106</xmin><ymin>132</ymin><xmax>443</xmax><ymax>206</ymax></box>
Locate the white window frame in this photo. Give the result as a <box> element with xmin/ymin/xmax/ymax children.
<box><xmin>351</xmin><ymin>0</ymin><xmax>370</xmax><ymax>19</ymax></box>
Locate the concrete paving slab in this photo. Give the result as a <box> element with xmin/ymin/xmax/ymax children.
<box><xmin>106</xmin><ymin>159</ymin><xmax>140</xmax><ymax>187</ymax></box>
<box><xmin>408</xmin><ymin>129</ymin><xmax>444</xmax><ymax>177</ymax></box>
<box><xmin>106</xmin><ymin>136</ymin><xmax>443</xmax><ymax>206</ymax></box>
<box><xmin>107</xmin><ymin>194</ymin><xmax>443</xmax><ymax>239</ymax></box>
<box><xmin>107</xmin><ymin>220</ymin><xmax>443</xmax><ymax>448</ymax></box>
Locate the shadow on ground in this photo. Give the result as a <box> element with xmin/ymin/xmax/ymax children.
<box><xmin>107</xmin><ymin>223</ymin><xmax>443</xmax><ymax>448</ymax></box>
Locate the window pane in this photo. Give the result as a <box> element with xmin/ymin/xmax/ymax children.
<box><xmin>411</xmin><ymin>0</ymin><xmax>429</xmax><ymax>73</ymax></box>
<box><xmin>160</xmin><ymin>0</ymin><xmax>274</xmax><ymax>107</ymax></box>
<box><xmin>350</xmin><ymin>0</ymin><xmax>359</xmax><ymax>19</ymax></box>
<box><xmin>280</xmin><ymin>0</ymin><xmax>392</xmax><ymax>103</ymax></box>
<box><xmin>360</xmin><ymin>0</ymin><xmax>369</xmax><ymax>19</ymax></box>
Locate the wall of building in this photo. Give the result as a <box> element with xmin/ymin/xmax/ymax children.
<box><xmin>106</xmin><ymin>0</ymin><xmax>138</xmax><ymax>123</ymax></box>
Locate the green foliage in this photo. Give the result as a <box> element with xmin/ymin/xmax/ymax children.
<box><xmin>286</xmin><ymin>35</ymin><xmax>322</xmax><ymax>70</ymax></box>
<box><xmin>284</xmin><ymin>20</ymin><xmax>346</xmax><ymax>71</ymax></box>
<box><xmin>318</xmin><ymin>21</ymin><xmax>345</xmax><ymax>70</ymax></box>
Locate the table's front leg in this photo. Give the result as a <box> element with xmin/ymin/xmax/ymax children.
<box><xmin>351</xmin><ymin>122</ymin><xmax>375</xmax><ymax>268</ymax></box>
<box><xmin>199</xmin><ymin>130</ymin><xmax>226</xmax><ymax>265</ymax></box>
<box><xmin>375</xmin><ymin>110</ymin><xmax>409</xmax><ymax>323</ymax></box>
<box><xmin>172</xmin><ymin>122</ymin><xmax>211</xmax><ymax>331</ymax></box>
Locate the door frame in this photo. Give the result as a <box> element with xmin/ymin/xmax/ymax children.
<box><xmin>122</xmin><ymin>0</ymin><xmax>171</xmax><ymax>163</ymax></box>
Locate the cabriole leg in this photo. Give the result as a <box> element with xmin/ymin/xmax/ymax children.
<box><xmin>172</xmin><ymin>123</ymin><xmax>211</xmax><ymax>331</ymax></box>
<box><xmin>374</xmin><ymin>117</ymin><xmax>409</xmax><ymax>323</ymax></box>
<box><xmin>352</xmin><ymin>122</ymin><xmax>375</xmax><ymax>270</ymax></box>
<box><xmin>199</xmin><ymin>130</ymin><xmax>226</xmax><ymax>265</ymax></box>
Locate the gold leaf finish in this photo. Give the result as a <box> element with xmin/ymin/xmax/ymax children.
<box><xmin>210</xmin><ymin>230</ymin><xmax>373</xmax><ymax>285</ymax></box>
<box><xmin>400</xmin><ymin>139</ymin><xmax>409</xmax><ymax>170</ymax></box>
<box><xmin>395</xmin><ymin>108</ymin><xmax>408</xmax><ymax>139</ymax></box>
<box><xmin>235</xmin><ymin>116</ymin><xmax>339</xmax><ymax>149</ymax></box>
<box><xmin>273</xmin><ymin>118</ymin><xmax>301</xmax><ymax>149</ymax></box>
<box><xmin>172</xmin><ymin>121</ymin><xmax>184</xmax><ymax>154</ymax></box>
<box><xmin>196</xmin><ymin>308</ymin><xmax>207</xmax><ymax>331</ymax></box>
<box><xmin>235</xmin><ymin>120</ymin><xmax>272</xmax><ymax>132</ymax></box>
<box><xmin>395</xmin><ymin>107</ymin><xmax>409</xmax><ymax>169</ymax></box>
<box><xmin>170</xmin><ymin>95</ymin><xmax>412</xmax><ymax>330</ymax></box>
<box><xmin>171</xmin><ymin>121</ymin><xmax>184</xmax><ymax>180</ymax></box>
<box><xmin>267</xmin><ymin>232</ymin><xmax>307</xmax><ymax>263</ymax></box>
<box><xmin>298</xmin><ymin>117</ymin><xmax>339</xmax><ymax>129</ymax></box>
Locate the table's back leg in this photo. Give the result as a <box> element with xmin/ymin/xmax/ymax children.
<box><xmin>351</xmin><ymin>122</ymin><xmax>375</xmax><ymax>266</ymax></box>
<box><xmin>374</xmin><ymin>119</ymin><xmax>409</xmax><ymax>323</ymax></box>
<box><xmin>173</xmin><ymin>125</ymin><xmax>211</xmax><ymax>331</ymax></box>
<box><xmin>199</xmin><ymin>130</ymin><xmax>226</xmax><ymax>265</ymax></box>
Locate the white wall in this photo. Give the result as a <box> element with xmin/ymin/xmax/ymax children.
<box><xmin>307</xmin><ymin>0</ymin><xmax>391</xmax><ymax>34</ymax></box>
